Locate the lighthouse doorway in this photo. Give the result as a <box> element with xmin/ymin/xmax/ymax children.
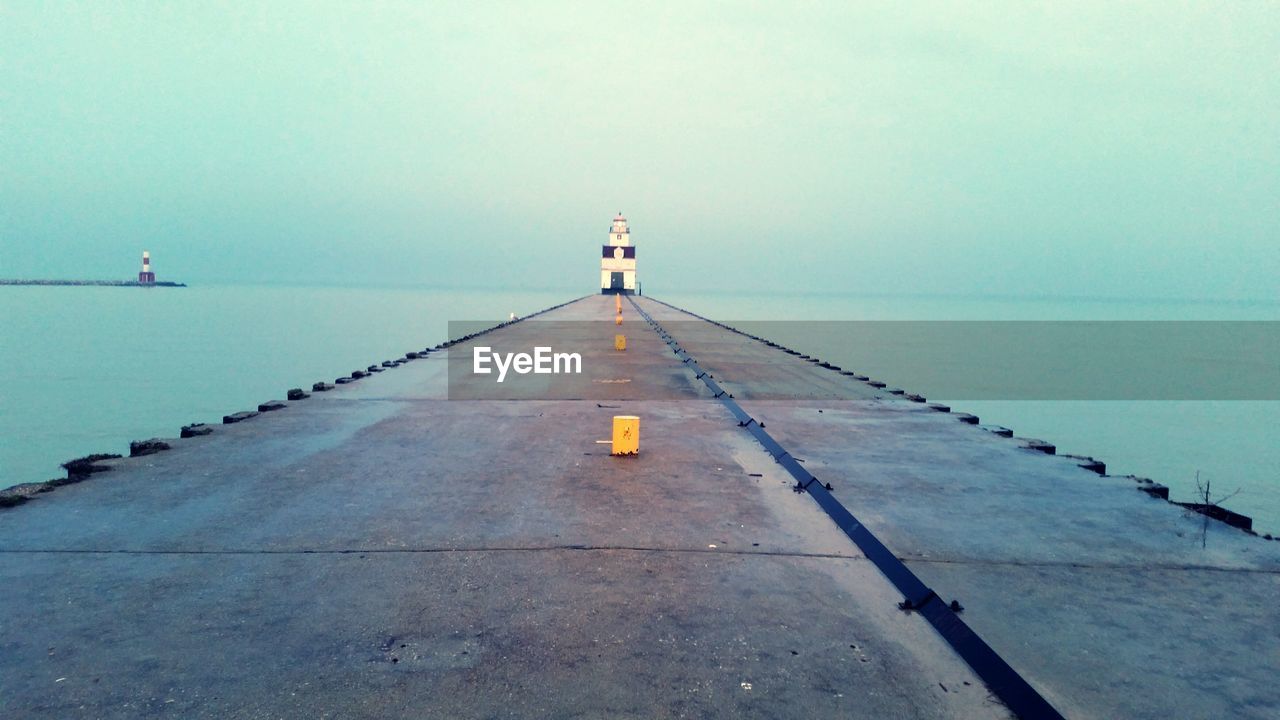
<box><xmin>609</xmin><ymin>272</ymin><xmax>624</xmax><ymax>292</ymax></box>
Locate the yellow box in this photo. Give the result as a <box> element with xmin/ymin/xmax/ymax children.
<box><xmin>614</xmin><ymin>334</ymin><xmax>626</xmax><ymax>351</ymax></box>
<box><xmin>611</xmin><ymin>415</ymin><xmax>639</xmax><ymax>456</ymax></box>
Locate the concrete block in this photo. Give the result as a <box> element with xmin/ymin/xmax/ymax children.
<box><xmin>60</xmin><ymin>453</ymin><xmax>121</xmax><ymax>478</ymax></box>
<box><xmin>129</xmin><ymin>439</ymin><xmax>171</xmax><ymax>457</ymax></box>
<box><xmin>180</xmin><ymin>423</ymin><xmax>214</xmax><ymax>438</ymax></box>
<box><xmin>1021</xmin><ymin>438</ymin><xmax>1056</xmax><ymax>454</ymax></box>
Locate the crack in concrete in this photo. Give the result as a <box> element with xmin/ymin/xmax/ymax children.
<box><xmin>0</xmin><ymin>544</ymin><xmax>863</xmax><ymax>559</ymax></box>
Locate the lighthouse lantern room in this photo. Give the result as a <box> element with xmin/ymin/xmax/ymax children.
<box><xmin>600</xmin><ymin>213</ymin><xmax>637</xmax><ymax>294</ymax></box>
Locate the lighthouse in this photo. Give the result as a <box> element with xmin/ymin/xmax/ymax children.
<box><xmin>138</xmin><ymin>251</ymin><xmax>156</xmax><ymax>284</ymax></box>
<box><xmin>600</xmin><ymin>213</ymin><xmax>637</xmax><ymax>294</ymax></box>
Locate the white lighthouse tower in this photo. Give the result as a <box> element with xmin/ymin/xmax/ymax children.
<box><xmin>138</xmin><ymin>251</ymin><xmax>156</xmax><ymax>284</ymax></box>
<box><xmin>600</xmin><ymin>212</ymin><xmax>637</xmax><ymax>294</ymax></box>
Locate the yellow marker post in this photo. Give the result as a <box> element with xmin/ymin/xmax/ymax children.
<box><xmin>611</xmin><ymin>415</ymin><xmax>639</xmax><ymax>456</ymax></box>
<box><xmin>615</xmin><ymin>313</ymin><xmax>623</xmax><ymax>325</ymax></box>
<box><xmin>615</xmin><ymin>295</ymin><xmax>622</xmax><ymax>313</ymax></box>
<box><xmin>614</xmin><ymin>334</ymin><xmax>626</xmax><ymax>351</ymax></box>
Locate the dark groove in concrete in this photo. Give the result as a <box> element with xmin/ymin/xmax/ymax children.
<box><xmin>630</xmin><ymin>294</ymin><xmax>1065</xmax><ymax>720</ymax></box>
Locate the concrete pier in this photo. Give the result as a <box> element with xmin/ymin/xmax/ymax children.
<box><xmin>1</xmin><ymin>295</ymin><xmax>1277</xmax><ymax>718</ymax></box>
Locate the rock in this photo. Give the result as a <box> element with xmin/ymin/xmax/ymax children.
<box><xmin>312</xmin><ymin>382</ymin><xmax>335</xmax><ymax>392</ymax></box>
<box><xmin>0</xmin><ymin>481</ymin><xmax>45</xmax><ymax>507</ymax></box>
<box><xmin>222</xmin><ymin>411</ymin><xmax>259</xmax><ymax>424</ymax></box>
<box><xmin>868</xmin><ymin>381</ymin><xmax>886</xmax><ymax>388</ymax></box>
<box><xmin>887</xmin><ymin>388</ymin><xmax>905</xmax><ymax>395</ymax></box>
<box><xmin>954</xmin><ymin>413</ymin><xmax>979</xmax><ymax>425</ymax></box>
<box><xmin>927</xmin><ymin>403</ymin><xmax>951</xmax><ymax>413</ymax></box>
<box><xmin>181</xmin><ymin>423</ymin><xmax>214</xmax><ymax>438</ymax></box>
<box><xmin>129</xmin><ymin>439</ymin><xmax>171</xmax><ymax>457</ymax></box>
<box><xmin>367</xmin><ymin>366</ymin><xmax>383</xmax><ymax>373</ymax></box>
<box><xmin>853</xmin><ymin>375</ymin><xmax>869</xmax><ymax>381</ymax></box>
<box><xmin>404</xmin><ymin>352</ymin><xmax>420</xmax><ymax>359</ymax></box>
<box><xmin>351</xmin><ymin>370</ymin><xmax>368</xmax><ymax>379</ymax></box>
<box><xmin>3</xmin><ymin>481</ymin><xmax>58</xmax><ymax>501</ymax></box>
<box><xmin>335</xmin><ymin>377</ymin><xmax>354</xmax><ymax>384</ymax></box>
<box><xmin>61</xmin><ymin>453</ymin><xmax>122</xmax><ymax>478</ymax></box>
<box><xmin>287</xmin><ymin>388</ymin><xmax>310</xmax><ymax>401</ymax></box>
<box><xmin>905</xmin><ymin>394</ymin><xmax>926</xmax><ymax>403</ymax></box>
<box><xmin>382</xmin><ymin>360</ymin><xmax>396</xmax><ymax>368</ymax></box>
<box><xmin>981</xmin><ymin>425</ymin><xmax>1014</xmax><ymax>438</ymax></box>
<box><xmin>257</xmin><ymin>400</ymin><xmax>287</xmax><ymax>412</ymax></box>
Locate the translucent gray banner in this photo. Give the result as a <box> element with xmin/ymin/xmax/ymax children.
<box><xmin>446</xmin><ymin>320</ymin><xmax>1279</xmax><ymax>400</ymax></box>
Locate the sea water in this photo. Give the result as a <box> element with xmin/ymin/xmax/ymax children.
<box><xmin>2</xmin><ymin>284</ymin><xmax>1276</xmax><ymax>532</ymax></box>
<box><xmin>662</xmin><ymin>290</ymin><xmax>1280</xmax><ymax>533</ymax></box>
<box><xmin>0</xmin><ymin>284</ymin><xmax>571</xmax><ymax>487</ymax></box>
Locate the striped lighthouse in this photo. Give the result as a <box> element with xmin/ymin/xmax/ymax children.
<box><xmin>600</xmin><ymin>212</ymin><xmax>637</xmax><ymax>294</ymax></box>
<box><xmin>138</xmin><ymin>251</ymin><xmax>156</xmax><ymax>284</ymax></box>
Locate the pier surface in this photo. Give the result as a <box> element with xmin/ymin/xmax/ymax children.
<box><xmin>1</xmin><ymin>295</ymin><xmax>1277</xmax><ymax>718</ymax></box>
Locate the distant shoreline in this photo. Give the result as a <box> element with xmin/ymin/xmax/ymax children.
<box><xmin>0</xmin><ymin>279</ymin><xmax>187</xmax><ymax>287</ymax></box>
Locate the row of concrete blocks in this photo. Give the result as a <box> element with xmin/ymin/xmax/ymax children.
<box><xmin>0</xmin><ymin>296</ymin><xmax>592</xmax><ymax>512</ymax></box>
<box><xmin>640</xmin><ymin>297</ymin><xmax>1270</xmax><ymax>540</ymax></box>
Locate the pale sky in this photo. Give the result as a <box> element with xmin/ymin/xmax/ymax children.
<box><xmin>1</xmin><ymin>1</ymin><xmax>1277</xmax><ymax>300</ymax></box>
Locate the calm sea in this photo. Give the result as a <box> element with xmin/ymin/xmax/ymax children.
<box><xmin>662</xmin><ymin>290</ymin><xmax>1280</xmax><ymax>533</ymax></box>
<box><xmin>0</xmin><ymin>284</ymin><xmax>571</xmax><ymax>487</ymax></box>
<box><xmin>2</xmin><ymin>285</ymin><xmax>1276</xmax><ymax>532</ymax></box>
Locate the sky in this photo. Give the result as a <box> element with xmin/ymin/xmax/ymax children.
<box><xmin>1</xmin><ymin>1</ymin><xmax>1277</xmax><ymax>301</ymax></box>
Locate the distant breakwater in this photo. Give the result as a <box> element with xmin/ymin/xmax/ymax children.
<box><xmin>0</xmin><ymin>279</ymin><xmax>186</xmax><ymax>287</ymax></box>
